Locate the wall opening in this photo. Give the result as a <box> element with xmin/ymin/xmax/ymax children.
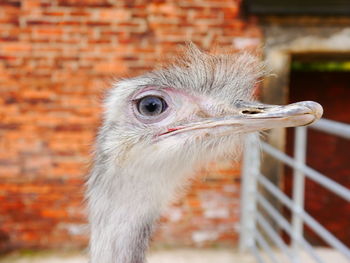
<box><xmin>283</xmin><ymin>54</ymin><xmax>350</xmax><ymax>246</ymax></box>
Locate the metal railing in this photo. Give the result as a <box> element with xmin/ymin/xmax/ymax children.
<box><xmin>239</xmin><ymin>118</ymin><xmax>350</xmax><ymax>263</ymax></box>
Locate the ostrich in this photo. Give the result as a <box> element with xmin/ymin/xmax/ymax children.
<box><xmin>86</xmin><ymin>44</ymin><xmax>322</xmax><ymax>263</ymax></box>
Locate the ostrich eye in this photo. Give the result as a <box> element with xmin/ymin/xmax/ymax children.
<box><xmin>137</xmin><ymin>96</ymin><xmax>168</xmax><ymax>116</ymax></box>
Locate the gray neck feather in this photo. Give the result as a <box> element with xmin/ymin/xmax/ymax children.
<box><xmin>87</xmin><ymin>125</ymin><xmax>195</xmax><ymax>263</ymax></box>
<box><xmin>87</xmin><ymin>163</ymin><xmax>176</xmax><ymax>263</ymax></box>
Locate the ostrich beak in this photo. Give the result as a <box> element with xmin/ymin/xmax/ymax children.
<box><xmin>230</xmin><ymin>100</ymin><xmax>323</xmax><ymax>131</ymax></box>
<box><xmin>159</xmin><ymin>101</ymin><xmax>323</xmax><ymax>137</ymax></box>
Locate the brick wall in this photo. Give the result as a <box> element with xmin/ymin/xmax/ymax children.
<box><xmin>0</xmin><ymin>0</ymin><xmax>262</xmax><ymax>251</ymax></box>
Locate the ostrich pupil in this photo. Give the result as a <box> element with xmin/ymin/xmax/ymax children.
<box><xmin>138</xmin><ymin>96</ymin><xmax>167</xmax><ymax>116</ymax></box>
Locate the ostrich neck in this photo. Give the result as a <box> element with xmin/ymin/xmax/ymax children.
<box><xmin>88</xmin><ymin>163</ymin><xmax>188</xmax><ymax>263</ymax></box>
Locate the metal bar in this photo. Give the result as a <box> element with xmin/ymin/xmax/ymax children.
<box><xmin>256</xmin><ymin>174</ymin><xmax>324</xmax><ymax>263</ymax></box>
<box><xmin>256</xmin><ymin>213</ymin><xmax>294</xmax><ymax>262</ymax></box>
<box><xmin>261</xmin><ymin>142</ymin><xmax>350</xmax><ymax>202</ymax></box>
<box><xmin>239</xmin><ymin>133</ymin><xmax>260</xmax><ymax>251</ymax></box>
<box><xmin>257</xmin><ymin>187</ymin><xmax>348</xmax><ymax>262</ymax></box>
<box><xmin>257</xmin><ymin>173</ymin><xmax>294</xmax><ymax>209</ymax></box>
<box><xmin>298</xmin><ymin>237</ymin><xmax>326</xmax><ymax>263</ymax></box>
<box><xmin>257</xmin><ymin>193</ymin><xmax>293</xmax><ymax>234</ymax></box>
<box><xmin>252</xmin><ymin>118</ymin><xmax>350</xmax><ymax>262</ymax></box>
<box><xmin>301</xmin><ymin>209</ymin><xmax>350</xmax><ymax>260</ymax></box>
<box><xmin>310</xmin><ymin>118</ymin><xmax>350</xmax><ymax>139</ymax></box>
<box><xmin>291</xmin><ymin>127</ymin><xmax>307</xmax><ymax>254</ymax></box>
<box><xmin>250</xmin><ymin>243</ymin><xmax>267</xmax><ymax>263</ymax></box>
<box><xmin>256</xmin><ymin>192</ymin><xmax>325</xmax><ymax>263</ymax></box>
<box><xmin>255</xmin><ymin>230</ymin><xmax>279</xmax><ymax>263</ymax></box>
<box><xmin>257</xmin><ymin>173</ymin><xmax>335</xmax><ymax>263</ymax></box>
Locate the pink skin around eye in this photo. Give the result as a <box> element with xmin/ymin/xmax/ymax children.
<box><xmin>131</xmin><ymin>86</ymin><xmax>210</xmax><ymax>135</ymax></box>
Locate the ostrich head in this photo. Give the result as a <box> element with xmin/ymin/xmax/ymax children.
<box><xmin>87</xmin><ymin>44</ymin><xmax>322</xmax><ymax>263</ymax></box>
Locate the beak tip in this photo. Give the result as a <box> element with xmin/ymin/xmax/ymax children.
<box><xmin>302</xmin><ymin>101</ymin><xmax>323</xmax><ymax>121</ymax></box>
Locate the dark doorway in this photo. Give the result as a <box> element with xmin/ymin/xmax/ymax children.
<box><xmin>284</xmin><ymin>55</ymin><xmax>350</xmax><ymax>246</ymax></box>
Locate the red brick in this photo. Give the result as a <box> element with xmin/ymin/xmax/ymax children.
<box><xmin>41</xmin><ymin>209</ymin><xmax>68</xmax><ymax>218</ymax></box>
<box><xmin>0</xmin><ymin>165</ymin><xmax>20</xmax><ymax>178</ymax></box>
<box><xmin>98</xmin><ymin>9</ymin><xmax>130</xmax><ymax>21</ymax></box>
<box><xmin>1</xmin><ymin>43</ymin><xmax>32</xmax><ymax>52</ymax></box>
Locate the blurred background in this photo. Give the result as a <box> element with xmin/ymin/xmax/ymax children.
<box><xmin>0</xmin><ymin>0</ymin><xmax>349</xmax><ymax>262</ymax></box>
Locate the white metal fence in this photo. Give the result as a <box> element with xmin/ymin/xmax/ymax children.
<box><xmin>239</xmin><ymin>118</ymin><xmax>350</xmax><ymax>263</ymax></box>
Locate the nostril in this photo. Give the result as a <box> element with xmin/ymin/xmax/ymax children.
<box><xmin>242</xmin><ymin>110</ymin><xmax>261</xmax><ymax>115</ymax></box>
